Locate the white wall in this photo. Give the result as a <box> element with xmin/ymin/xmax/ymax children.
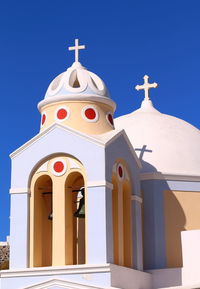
<box><xmin>182</xmin><ymin>229</ymin><xmax>200</xmax><ymax>286</ymax></box>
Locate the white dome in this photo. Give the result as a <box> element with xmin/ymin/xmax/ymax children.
<box><xmin>38</xmin><ymin>61</ymin><xmax>115</xmax><ymax>111</ymax></box>
<box><xmin>115</xmin><ymin>99</ymin><xmax>200</xmax><ymax>176</ymax></box>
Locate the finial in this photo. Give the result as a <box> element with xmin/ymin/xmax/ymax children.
<box><xmin>135</xmin><ymin>75</ymin><xmax>158</xmax><ymax>101</ymax></box>
<box><xmin>68</xmin><ymin>39</ymin><xmax>86</xmax><ymax>62</ymax></box>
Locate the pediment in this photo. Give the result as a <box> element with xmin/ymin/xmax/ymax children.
<box><xmin>10</xmin><ymin>124</ymin><xmax>105</xmax><ymax>159</ymax></box>
<box><xmin>23</xmin><ymin>278</ymin><xmax>110</xmax><ymax>289</ymax></box>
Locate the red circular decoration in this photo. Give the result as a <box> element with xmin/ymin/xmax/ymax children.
<box><xmin>85</xmin><ymin>108</ymin><xmax>96</xmax><ymax>120</ymax></box>
<box><xmin>53</xmin><ymin>161</ymin><xmax>64</xmax><ymax>173</ymax></box>
<box><xmin>108</xmin><ymin>113</ymin><xmax>114</xmax><ymax>125</ymax></box>
<box><xmin>118</xmin><ymin>165</ymin><xmax>123</xmax><ymax>178</ymax></box>
<box><xmin>41</xmin><ymin>114</ymin><xmax>46</xmax><ymax>125</ymax></box>
<box><xmin>57</xmin><ymin>108</ymin><xmax>67</xmax><ymax>120</ymax></box>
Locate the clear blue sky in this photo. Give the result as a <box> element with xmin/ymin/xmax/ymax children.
<box><xmin>0</xmin><ymin>0</ymin><xmax>200</xmax><ymax>240</ymax></box>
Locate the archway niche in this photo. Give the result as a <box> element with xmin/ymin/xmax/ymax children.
<box><xmin>112</xmin><ymin>174</ymin><xmax>119</xmax><ymax>265</ymax></box>
<box><xmin>30</xmin><ymin>174</ymin><xmax>53</xmax><ymax>267</ymax></box>
<box><xmin>112</xmin><ymin>162</ymin><xmax>133</xmax><ymax>268</ymax></box>
<box><xmin>65</xmin><ymin>172</ymin><xmax>85</xmax><ymax>265</ymax></box>
<box><xmin>122</xmin><ymin>180</ymin><xmax>132</xmax><ymax>267</ymax></box>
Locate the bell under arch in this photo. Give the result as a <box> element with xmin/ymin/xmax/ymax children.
<box><xmin>29</xmin><ymin>174</ymin><xmax>53</xmax><ymax>267</ymax></box>
<box><xmin>29</xmin><ymin>154</ymin><xmax>86</xmax><ymax>268</ymax></box>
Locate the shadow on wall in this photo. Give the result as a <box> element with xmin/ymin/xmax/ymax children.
<box><xmin>137</xmin><ymin>145</ymin><xmax>186</xmax><ymax>270</ymax></box>
<box><xmin>135</xmin><ymin>145</ymin><xmax>157</xmax><ymax>173</ymax></box>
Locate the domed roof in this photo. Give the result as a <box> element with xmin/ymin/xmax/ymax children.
<box><xmin>115</xmin><ymin>99</ymin><xmax>200</xmax><ymax>176</ymax></box>
<box><xmin>38</xmin><ymin>61</ymin><xmax>116</xmax><ymax>111</ymax></box>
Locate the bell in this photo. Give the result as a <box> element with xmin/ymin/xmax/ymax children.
<box><xmin>73</xmin><ymin>187</ymin><xmax>85</xmax><ymax>218</ymax></box>
<box><xmin>42</xmin><ymin>192</ymin><xmax>53</xmax><ymax>221</ymax></box>
<box><xmin>74</xmin><ymin>201</ymin><xmax>85</xmax><ymax>218</ymax></box>
<box><xmin>48</xmin><ymin>212</ymin><xmax>53</xmax><ymax>220</ymax></box>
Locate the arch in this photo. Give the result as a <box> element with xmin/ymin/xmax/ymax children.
<box><xmin>29</xmin><ymin>154</ymin><xmax>87</xmax><ymax>267</ymax></box>
<box><xmin>65</xmin><ymin>171</ymin><xmax>85</xmax><ymax>265</ymax></box>
<box><xmin>30</xmin><ymin>174</ymin><xmax>53</xmax><ymax>267</ymax></box>
<box><xmin>112</xmin><ymin>160</ymin><xmax>133</xmax><ymax>268</ymax></box>
<box><xmin>112</xmin><ymin>174</ymin><xmax>119</xmax><ymax>265</ymax></box>
<box><xmin>123</xmin><ymin>180</ymin><xmax>132</xmax><ymax>267</ymax></box>
<box><xmin>27</xmin><ymin>153</ymin><xmax>83</xmax><ymax>187</ymax></box>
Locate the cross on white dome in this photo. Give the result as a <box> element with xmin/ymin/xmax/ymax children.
<box><xmin>68</xmin><ymin>39</ymin><xmax>86</xmax><ymax>62</ymax></box>
<box><xmin>135</xmin><ymin>75</ymin><xmax>158</xmax><ymax>101</ymax></box>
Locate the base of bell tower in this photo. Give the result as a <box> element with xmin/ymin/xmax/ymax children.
<box><xmin>0</xmin><ymin>263</ymin><xmax>151</xmax><ymax>289</ymax></box>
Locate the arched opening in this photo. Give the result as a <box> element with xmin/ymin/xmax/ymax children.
<box><xmin>123</xmin><ymin>180</ymin><xmax>132</xmax><ymax>267</ymax></box>
<box><xmin>112</xmin><ymin>162</ymin><xmax>133</xmax><ymax>268</ymax></box>
<box><xmin>65</xmin><ymin>172</ymin><xmax>85</xmax><ymax>265</ymax></box>
<box><xmin>112</xmin><ymin>174</ymin><xmax>119</xmax><ymax>265</ymax></box>
<box><xmin>30</xmin><ymin>174</ymin><xmax>53</xmax><ymax>267</ymax></box>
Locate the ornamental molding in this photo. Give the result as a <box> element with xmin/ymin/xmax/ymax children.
<box><xmin>38</xmin><ymin>94</ymin><xmax>116</xmax><ymax>111</ymax></box>
<box><xmin>87</xmin><ymin>180</ymin><xmax>113</xmax><ymax>190</ymax></box>
<box><xmin>140</xmin><ymin>172</ymin><xmax>200</xmax><ymax>182</ymax></box>
<box><xmin>20</xmin><ymin>278</ymin><xmax>109</xmax><ymax>289</ymax></box>
<box><xmin>9</xmin><ymin>123</ymin><xmax>105</xmax><ymax>159</ymax></box>
<box><xmin>0</xmin><ymin>263</ymin><xmax>111</xmax><ymax>278</ymax></box>
<box><xmin>10</xmin><ymin>181</ymin><xmax>113</xmax><ymax>194</ymax></box>
<box><xmin>131</xmin><ymin>195</ymin><xmax>143</xmax><ymax>203</ymax></box>
<box><xmin>9</xmin><ymin>188</ymin><xmax>30</xmax><ymax>194</ymax></box>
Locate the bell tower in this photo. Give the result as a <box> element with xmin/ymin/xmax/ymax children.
<box><xmin>29</xmin><ymin>155</ymin><xmax>86</xmax><ymax>267</ymax></box>
<box><xmin>8</xmin><ymin>40</ymin><xmax>143</xmax><ymax>289</ymax></box>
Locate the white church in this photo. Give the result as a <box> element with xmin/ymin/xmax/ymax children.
<box><xmin>0</xmin><ymin>39</ymin><xmax>200</xmax><ymax>289</ymax></box>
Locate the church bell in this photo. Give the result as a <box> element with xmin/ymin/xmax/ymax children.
<box><xmin>42</xmin><ymin>192</ymin><xmax>53</xmax><ymax>220</ymax></box>
<box><xmin>73</xmin><ymin>187</ymin><xmax>85</xmax><ymax>218</ymax></box>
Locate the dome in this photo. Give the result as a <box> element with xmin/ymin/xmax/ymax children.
<box><xmin>115</xmin><ymin>99</ymin><xmax>200</xmax><ymax>176</ymax></box>
<box><xmin>38</xmin><ymin>61</ymin><xmax>116</xmax><ymax>111</ymax></box>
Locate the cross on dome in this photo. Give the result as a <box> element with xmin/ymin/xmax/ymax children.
<box><xmin>68</xmin><ymin>39</ymin><xmax>86</xmax><ymax>62</ymax></box>
<box><xmin>135</xmin><ymin>75</ymin><xmax>158</xmax><ymax>101</ymax></box>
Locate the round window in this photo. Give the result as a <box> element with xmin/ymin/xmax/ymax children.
<box><xmin>41</xmin><ymin>112</ymin><xmax>47</xmax><ymax>126</ymax></box>
<box><xmin>106</xmin><ymin>112</ymin><xmax>114</xmax><ymax>127</ymax></box>
<box><xmin>55</xmin><ymin>106</ymin><xmax>70</xmax><ymax>122</ymax></box>
<box><xmin>82</xmin><ymin>106</ymin><xmax>99</xmax><ymax>122</ymax></box>
<box><xmin>117</xmin><ymin>164</ymin><xmax>124</xmax><ymax>180</ymax></box>
<box><xmin>51</xmin><ymin>159</ymin><xmax>67</xmax><ymax>176</ymax></box>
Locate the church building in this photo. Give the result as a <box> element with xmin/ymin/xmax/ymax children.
<box><xmin>0</xmin><ymin>39</ymin><xmax>200</xmax><ymax>289</ymax></box>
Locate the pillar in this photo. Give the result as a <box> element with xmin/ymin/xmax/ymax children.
<box><xmin>86</xmin><ymin>184</ymin><xmax>113</xmax><ymax>264</ymax></box>
<box><xmin>52</xmin><ymin>177</ymin><xmax>66</xmax><ymax>266</ymax></box>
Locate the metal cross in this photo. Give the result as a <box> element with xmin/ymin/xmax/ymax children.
<box><xmin>68</xmin><ymin>39</ymin><xmax>85</xmax><ymax>62</ymax></box>
<box><xmin>135</xmin><ymin>75</ymin><xmax>158</xmax><ymax>101</ymax></box>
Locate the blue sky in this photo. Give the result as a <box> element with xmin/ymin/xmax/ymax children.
<box><xmin>0</xmin><ymin>0</ymin><xmax>200</xmax><ymax>240</ymax></box>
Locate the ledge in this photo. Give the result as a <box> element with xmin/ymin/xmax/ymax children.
<box><xmin>0</xmin><ymin>263</ymin><xmax>111</xmax><ymax>278</ymax></box>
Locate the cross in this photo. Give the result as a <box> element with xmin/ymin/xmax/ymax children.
<box><xmin>135</xmin><ymin>145</ymin><xmax>152</xmax><ymax>160</ymax></box>
<box><xmin>135</xmin><ymin>75</ymin><xmax>158</xmax><ymax>101</ymax></box>
<box><xmin>68</xmin><ymin>39</ymin><xmax>86</xmax><ymax>62</ymax></box>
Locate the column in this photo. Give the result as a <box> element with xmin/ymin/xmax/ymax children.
<box><xmin>9</xmin><ymin>190</ymin><xmax>29</xmax><ymax>269</ymax></box>
<box><xmin>52</xmin><ymin>177</ymin><xmax>66</xmax><ymax>266</ymax></box>
<box><xmin>131</xmin><ymin>195</ymin><xmax>143</xmax><ymax>270</ymax></box>
<box><xmin>86</xmin><ymin>185</ymin><xmax>113</xmax><ymax>264</ymax></box>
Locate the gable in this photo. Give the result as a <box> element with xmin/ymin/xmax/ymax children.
<box><xmin>10</xmin><ymin>125</ymin><xmax>106</xmax><ymax>188</ymax></box>
<box><xmin>23</xmin><ymin>278</ymin><xmax>111</xmax><ymax>289</ymax></box>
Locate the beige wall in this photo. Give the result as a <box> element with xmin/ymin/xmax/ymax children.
<box><xmin>164</xmin><ymin>190</ymin><xmax>200</xmax><ymax>268</ymax></box>
<box><xmin>40</xmin><ymin>100</ymin><xmax>114</xmax><ymax>134</ymax></box>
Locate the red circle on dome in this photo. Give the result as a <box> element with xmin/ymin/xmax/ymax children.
<box><xmin>57</xmin><ymin>108</ymin><xmax>67</xmax><ymax>120</ymax></box>
<box><xmin>108</xmin><ymin>113</ymin><xmax>114</xmax><ymax>125</ymax></box>
<box><xmin>41</xmin><ymin>114</ymin><xmax>46</xmax><ymax>125</ymax></box>
<box><xmin>53</xmin><ymin>161</ymin><xmax>64</xmax><ymax>173</ymax></box>
<box><xmin>118</xmin><ymin>165</ymin><xmax>123</xmax><ymax>178</ymax></box>
<box><xmin>85</xmin><ymin>108</ymin><xmax>96</xmax><ymax>120</ymax></box>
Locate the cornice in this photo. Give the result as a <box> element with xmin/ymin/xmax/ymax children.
<box><xmin>0</xmin><ymin>264</ymin><xmax>111</xmax><ymax>278</ymax></box>
<box><xmin>140</xmin><ymin>172</ymin><xmax>200</xmax><ymax>182</ymax></box>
